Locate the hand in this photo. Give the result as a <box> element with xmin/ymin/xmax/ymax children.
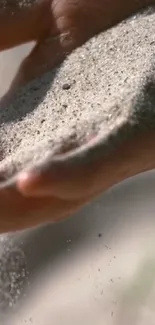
<box><xmin>0</xmin><ymin>0</ymin><xmax>152</xmax><ymax>51</ymax></box>
<box><xmin>3</xmin><ymin>0</ymin><xmax>153</xmax><ymax>88</ymax></box>
<box><xmin>0</xmin><ymin>131</ymin><xmax>154</xmax><ymax>233</ymax></box>
<box><xmin>0</xmin><ymin>0</ymin><xmax>154</xmax><ymax>233</ymax></box>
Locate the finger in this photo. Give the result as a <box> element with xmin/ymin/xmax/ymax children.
<box><xmin>0</xmin><ymin>186</ymin><xmax>86</xmax><ymax>233</ymax></box>
<box><xmin>0</xmin><ymin>0</ymin><xmax>52</xmax><ymax>51</ymax></box>
<box><xmin>17</xmin><ymin>130</ymin><xmax>155</xmax><ymax>201</ymax></box>
<box><xmin>8</xmin><ymin>0</ymin><xmax>151</xmax><ymax>90</ymax></box>
<box><xmin>9</xmin><ymin>24</ymin><xmax>79</xmax><ymax>90</ymax></box>
<box><xmin>16</xmin><ymin>135</ymin><xmax>112</xmax><ymax>200</ymax></box>
<box><xmin>8</xmin><ymin>37</ymin><xmax>63</xmax><ymax>91</ymax></box>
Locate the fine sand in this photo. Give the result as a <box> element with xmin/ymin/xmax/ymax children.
<box><xmin>0</xmin><ymin>7</ymin><xmax>155</xmax><ymax>179</ymax></box>
<box><xmin>0</xmin><ymin>0</ymin><xmax>36</xmax><ymax>9</ymax></box>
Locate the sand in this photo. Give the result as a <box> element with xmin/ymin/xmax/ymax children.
<box><xmin>0</xmin><ymin>7</ymin><xmax>155</xmax><ymax>324</ymax></box>
<box><xmin>0</xmin><ymin>6</ymin><xmax>155</xmax><ymax>180</ymax></box>
<box><xmin>0</xmin><ymin>0</ymin><xmax>36</xmax><ymax>9</ymax></box>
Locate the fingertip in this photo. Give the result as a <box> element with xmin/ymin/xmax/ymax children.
<box><xmin>17</xmin><ymin>171</ymin><xmax>39</xmax><ymax>196</ymax></box>
<box><xmin>17</xmin><ymin>170</ymin><xmax>55</xmax><ymax>197</ymax></box>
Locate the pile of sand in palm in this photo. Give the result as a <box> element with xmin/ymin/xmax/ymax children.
<box><xmin>0</xmin><ymin>7</ymin><xmax>155</xmax><ymax>182</ymax></box>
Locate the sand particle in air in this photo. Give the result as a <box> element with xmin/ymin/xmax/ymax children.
<box><xmin>0</xmin><ymin>237</ymin><xmax>29</xmax><ymax>310</ymax></box>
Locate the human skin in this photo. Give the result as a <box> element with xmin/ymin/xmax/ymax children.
<box><xmin>0</xmin><ymin>0</ymin><xmax>154</xmax><ymax>232</ymax></box>
<box><xmin>0</xmin><ymin>130</ymin><xmax>154</xmax><ymax>232</ymax></box>
<box><xmin>0</xmin><ymin>0</ymin><xmax>152</xmax><ymax>52</ymax></box>
<box><xmin>1</xmin><ymin>0</ymin><xmax>153</xmax><ymax>87</ymax></box>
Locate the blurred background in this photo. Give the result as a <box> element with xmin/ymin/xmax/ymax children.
<box><xmin>0</xmin><ymin>44</ymin><xmax>155</xmax><ymax>325</ymax></box>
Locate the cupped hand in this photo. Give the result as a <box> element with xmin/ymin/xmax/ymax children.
<box><xmin>0</xmin><ymin>0</ymin><xmax>154</xmax><ymax>233</ymax></box>
<box><xmin>0</xmin><ymin>185</ymin><xmax>87</xmax><ymax>233</ymax></box>
<box><xmin>0</xmin><ymin>131</ymin><xmax>153</xmax><ymax>233</ymax></box>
